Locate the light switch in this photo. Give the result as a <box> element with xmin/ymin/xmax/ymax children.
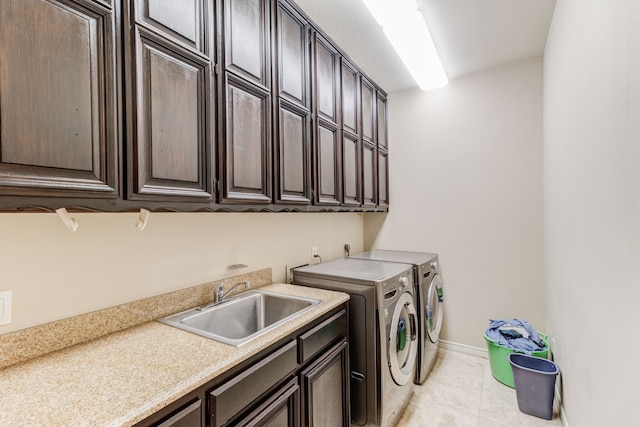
<box><xmin>0</xmin><ymin>290</ymin><xmax>12</xmax><ymax>326</ymax></box>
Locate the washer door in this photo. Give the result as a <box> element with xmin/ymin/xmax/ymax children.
<box><xmin>425</xmin><ymin>274</ymin><xmax>444</xmax><ymax>344</ymax></box>
<box><xmin>388</xmin><ymin>292</ymin><xmax>418</xmax><ymax>386</ymax></box>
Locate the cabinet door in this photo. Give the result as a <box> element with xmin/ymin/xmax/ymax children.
<box><xmin>0</xmin><ymin>0</ymin><xmax>118</xmax><ymax>198</ymax></box>
<box><xmin>220</xmin><ymin>77</ymin><xmax>272</xmax><ymax>203</ymax></box>
<box><xmin>301</xmin><ymin>340</ymin><xmax>350</xmax><ymax>427</ymax></box>
<box><xmin>235</xmin><ymin>378</ymin><xmax>299</xmax><ymax>427</ymax></box>
<box><xmin>378</xmin><ymin>150</ymin><xmax>389</xmax><ymax>208</ymax></box>
<box><xmin>134</xmin><ymin>0</ymin><xmax>207</xmax><ymax>54</ymax></box>
<box><xmin>276</xmin><ymin>103</ymin><xmax>311</xmax><ymax>204</ymax></box>
<box><xmin>223</xmin><ymin>0</ymin><xmax>270</xmax><ymax>88</ymax></box>
<box><xmin>360</xmin><ymin>79</ymin><xmax>375</xmax><ymax>143</ymax></box>
<box><xmin>312</xmin><ymin>32</ymin><xmax>341</xmax><ymax>206</ymax></box>
<box><xmin>342</xmin><ymin>134</ymin><xmax>360</xmax><ymax>207</ymax></box>
<box><xmin>341</xmin><ymin>60</ymin><xmax>359</xmax><ymax>136</ymax></box>
<box><xmin>314</xmin><ymin>121</ymin><xmax>340</xmax><ymax>205</ymax></box>
<box><xmin>274</xmin><ymin>2</ymin><xmax>311</xmax><ymax>204</ymax></box>
<box><xmin>313</xmin><ymin>35</ymin><xmax>339</xmax><ymax>124</ymax></box>
<box><xmin>376</xmin><ymin>93</ymin><xmax>388</xmax><ymax>151</ymax></box>
<box><xmin>362</xmin><ymin>142</ymin><xmax>376</xmax><ymax>207</ymax></box>
<box><xmin>128</xmin><ymin>29</ymin><xmax>213</xmax><ymax>201</ymax></box>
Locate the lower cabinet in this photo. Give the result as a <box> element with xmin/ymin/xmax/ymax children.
<box><xmin>300</xmin><ymin>341</ymin><xmax>349</xmax><ymax>427</ymax></box>
<box><xmin>135</xmin><ymin>304</ymin><xmax>348</xmax><ymax>427</ymax></box>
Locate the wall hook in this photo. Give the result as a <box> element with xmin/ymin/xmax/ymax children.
<box><xmin>135</xmin><ymin>208</ymin><xmax>151</xmax><ymax>231</ymax></box>
<box><xmin>56</xmin><ymin>208</ymin><xmax>79</xmax><ymax>232</ymax></box>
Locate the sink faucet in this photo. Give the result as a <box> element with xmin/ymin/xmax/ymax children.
<box><xmin>215</xmin><ymin>281</ymin><xmax>250</xmax><ymax>303</ymax></box>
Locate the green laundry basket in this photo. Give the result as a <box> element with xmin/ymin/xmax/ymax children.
<box><xmin>484</xmin><ymin>333</ymin><xmax>549</xmax><ymax>388</ymax></box>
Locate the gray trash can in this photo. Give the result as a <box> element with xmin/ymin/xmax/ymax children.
<box><xmin>508</xmin><ymin>353</ymin><xmax>560</xmax><ymax>420</ymax></box>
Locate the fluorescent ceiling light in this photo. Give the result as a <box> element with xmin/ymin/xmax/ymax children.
<box><xmin>362</xmin><ymin>0</ymin><xmax>448</xmax><ymax>90</ymax></box>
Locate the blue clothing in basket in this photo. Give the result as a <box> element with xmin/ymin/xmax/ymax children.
<box><xmin>486</xmin><ymin>319</ymin><xmax>545</xmax><ymax>354</ymax></box>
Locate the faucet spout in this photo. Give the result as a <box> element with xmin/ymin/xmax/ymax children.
<box><xmin>216</xmin><ymin>281</ymin><xmax>250</xmax><ymax>304</ymax></box>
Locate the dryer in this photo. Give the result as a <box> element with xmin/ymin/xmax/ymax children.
<box><xmin>292</xmin><ymin>258</ymin><xmax>417</xmax><ymax>427</ymax></box>
<box><xmin>350</xmin><ymin>250</ymin><xmax>444</xmax><ymax>384</ymax></box>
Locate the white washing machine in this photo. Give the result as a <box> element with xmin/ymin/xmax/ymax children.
<box><xmin>350</xmin><ymin>250</ymin><xmax>444</xmax><ymax>384</ymax></box>
<box><xmin>293</xmin><ymin>258</ymin><xmax>418</xmax><ymax>427</ymax></box>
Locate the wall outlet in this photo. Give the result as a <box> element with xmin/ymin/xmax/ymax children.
<box><xmin>0</xmin><ymin>290</ymin><xmax>12</xmax><ymax>326</ymax></box>
<box><xmin>311</xmin><ymin>246</ymin><xmax>318</xmax><ymax>257</ymax></box>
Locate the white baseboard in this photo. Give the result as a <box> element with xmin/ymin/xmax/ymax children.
<box><xmin>439</xmin><ymin>339</ymin><xmax>488</xmax><ymax>359</ymax></box>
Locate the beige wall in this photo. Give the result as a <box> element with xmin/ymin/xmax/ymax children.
<box><xmin>544</xmin><ymin>0</ymin><xmax>640</xmax><ymax>425</ymax></box>
<box><xmin>0</xmin><ymin>212</ymin><xmax>363</xmax><ymax>333</ymax></box>
<box><xmin>365</xmin><ymin>59</ymin><xmax>545</xmax><ymax>348</ymax></box>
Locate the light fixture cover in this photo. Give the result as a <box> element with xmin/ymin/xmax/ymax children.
<box><xmin>363</xmin><ymin>0</ymin><xmax>448</xmax><ymax>90</ymax></box>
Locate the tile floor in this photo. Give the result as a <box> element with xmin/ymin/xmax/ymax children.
<box><xmin>397</xmin><ymin>348</ymin><xmax>562</xmax><ymax>427</ymax></box>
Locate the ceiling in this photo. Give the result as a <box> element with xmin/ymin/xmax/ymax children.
<box><xmin>293</xmin><ymin>0</ymin><xmax>557</xmax><ymax>93</ymax></box>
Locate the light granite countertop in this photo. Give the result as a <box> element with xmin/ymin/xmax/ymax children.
<box><xmin>0</xmin><ymin>283</ymin><xmax>349</xmax><ymax>427</ymax></box>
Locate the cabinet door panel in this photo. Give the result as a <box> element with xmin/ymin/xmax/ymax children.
<box><xmin>362</xmin><ymin>142</ymin><xmax>376</xmax><ymax>207</ymax></box>
<box><xmin>342</xmin><ymin>134</ymin><xmax>360</xmax><ymax>206</ymax></box>
<box><xmin>301</xmin><ymin>341</ymin><xmax>349</xmax><ymax>427</ymax></box>
<box><xmin>277</xmin><ymin>103</ymin><xmax>311</xmax><ymax>203</ymax></box>
<box><xmin>224</xmin><ymin>0</ymin><xmax>270</xmax><ymax>87</ymax></box>
<box><xmin>314</xmin><ymin>36</ymin><xmax>339</xmax><ymax>122</ymax></box>
<box><xmin>378</xmin><ymin>151</ymin><xmax>389</xmax><ymax>207</ymax></box>
<box><xmin>361</xmin><ymin>79</ymin><xmax>375</xmax><ymax>142</ymax></box>
<box><xmin>135</xmin><ymin>0</ymin><xmax>204</xmax><ymax>53</ymax></box>
<box><xmin>130</xmin><ymin>31</ymin><xmax>211</xmax><ymax>200</ymax></box>
<box><xmin>277</xmin><ymin>4</ymin><xmax>308</xmax><ymax>105</ymax></box>
<box><xmin>341</xmin><ymin>61</ymin><xmax>358</xmax><ymax>135</ymax></box>
<box><xmin>376</xmin><ymin>93</ymin><xmax>388</xmax><ymax>150</ymax></box>
<box><xmin>0</xmin><ymin>0</ymin><xmax>117</xmax><ymax>197</ymax></box>
<box><xmin>222</xmin><ymin>79</ymin><xmax>271</xmax><ymax>202</ymax></box>
<box><xmin>315</xmin><ymin>122</ymin><xmax>340</xmax><ymax>205</ymax></box>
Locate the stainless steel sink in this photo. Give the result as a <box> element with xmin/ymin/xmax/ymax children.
<box><xmin>159</xmin><ymin>290</ymin><xmax>320</xmax><ymax>346</ymax></box>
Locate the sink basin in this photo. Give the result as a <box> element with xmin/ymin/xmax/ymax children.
<box><xmin>159</xmin><ymin>290</ymin><xmax>320</xmax><ymax>346</ymax></box>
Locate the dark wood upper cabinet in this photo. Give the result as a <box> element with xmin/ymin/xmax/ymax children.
<box><xmin>276</xmin><ymin>2</ymin><xmax>309</xmax><ymax>106</ymax></box>
<box><xmin>223</xmin><ymin>0</ymin><xmax>271</xmax><ymax>88</ymax></box>
<box><xmin>0</xmin><ymin>0</ymin><xmax>118</xmax><ymax>199</ymax></box>
<box><xmin>125</xmin><ymin>0</ymin><xmax>213</xmax><ymax>202</ymax></box>
<box><xmin>134</xmin><ymin>0</ymin><xmax>208</xmax><ymax>55</ymax></box>
<box><xmin>376</xmin><ymin>92</ymin><xmax>388</xmax><ymax>151</ymax></box>
<box><xmin>127</xmin><ymin>29</ymin><xmax>213</xmax><ymax>201</ymax></box>
<box><xmin>341</xmin><ymin>59</ymin><xmax>361</xmax><ymax>207</ymax></box>
<box><xmin>221</xmin><ymin>77</ymin><xmax>272</xmax><ymax>203</ymax></box>
<box><xmin>311</xmin><ymin>32</ymin><xmax>341</xmax><ymax>206</ymax></box>
<box><xmin>313</xmin><ymin>35</ymin><xmax>340</xmax><ymax>124</ymax></box>
<box><xmin>378</xmin><ymin>150</ymin><xmax>389</xmax><ymax>208</ymax></box>
<box><xmin>342</xmin><ymin>133</ymin><xmax>360</xmax><ymax>207</ymax></box>
<box><xmin>341</xmin><ymin>60</ymin><xmax>359</xmax><ymax>136</ymax></box>
<box><xmin>314</xmin><ymin>122</ymin><xmax>341</xmax><ymax>206</ymax></box>
<box><xmin>274</xmin><ymin>1</ymin><xmax>311</xmax><ymax>205</ymax></box>
<box><xmin>362</xmin><ymin>142</ymin><xmax>376</xmax><ymax>207</ymax></box>
<box><xmin>360</xmin><ymin>78</ymin><xmax>375</xmax><ymax>143</ymax></box>
<box><xmin>218</xmin><ymin>0</ymin><xmax>272</xmax><ymax>204</ymax></box>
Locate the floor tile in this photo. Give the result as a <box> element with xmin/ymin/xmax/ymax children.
<box><xmin>395</xmin><ymin>348</ymin><xmax>563</xmax><ymax>426</ymax></box>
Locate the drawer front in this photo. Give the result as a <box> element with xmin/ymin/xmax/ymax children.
<box><xmin>298</xmin><ymin>309</ymin><xmax>347</xmax><ymax>364</ymax></box>
<box><xmin>156</xmin><ymin>398</ymin><xmax>202</xmax><ymax>427</ymax></box>
<box><xmin>209</xmin><ymin>340</ymin><xmax>298</xmax><ymax>427</ymax></box>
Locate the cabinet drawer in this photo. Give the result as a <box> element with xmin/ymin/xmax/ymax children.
<box><xmin>155</xmin><ymin>398</ymin><xmax>202</xmax><ymax>427</ymax></box>
<box><xmin>209</xmin><ymin>340</ymin><xmax>297</xmax><ymax>427</ymax></box>
<box><xmin>298</xmin><ymin>309</ymin><xmax>347</xmax><ymax>363</ymax></box>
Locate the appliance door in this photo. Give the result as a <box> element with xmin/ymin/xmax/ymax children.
<box><xmin>388</xmin><ymin>292</ymin><xmax>418</xmax><ymax>385</ymax></box>
<box><xmin>425</xmin><ymin>274</ymin><xmax>444</xmax><ymax>343</ymax></box>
